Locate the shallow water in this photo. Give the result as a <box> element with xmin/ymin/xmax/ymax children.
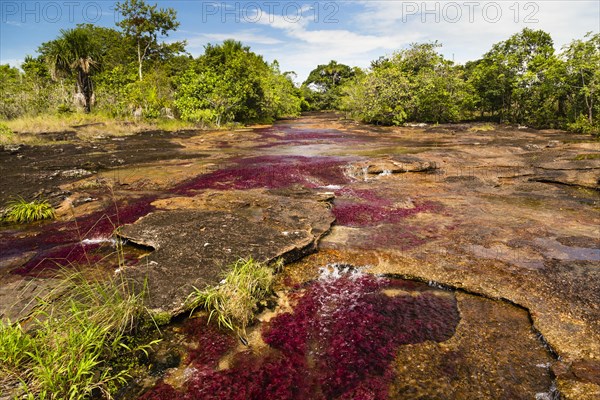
<box><xmin>2</xmin><ymin>114</ymin><xmax>598</xmax><ymax>397</ymax></box>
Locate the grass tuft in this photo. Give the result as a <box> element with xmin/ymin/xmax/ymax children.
<box><xmin>189</xmin><ymin>258</ymin><xmax>277</xmax><ymax>337</ymax></box>
<box><xmin>0</xmin><ymin>272</ymin><xmax>159</xmax><ymax>399</ymax></box>
<box><xmin>574</xmin><ymin>153</ymin><xmax>600</xmax><ymax>160</ymax></box>
<box><xmin>2</xmin><ymin>196</ymin><xmax>56</xmax><ymax>224</ymax></box>
<box><xmin>468</xmin><ymin>123</ymin><xmax>495</xmax><ymax>132</ymax></box>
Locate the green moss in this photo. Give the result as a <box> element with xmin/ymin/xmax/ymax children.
<box><xmin>469</xmin><ymin>123</ymin><xmax>495</xmax><ymax>132</ymax></box>
<box><xmin>150</xmin><ymin>311</ymin><xmax>172</xmax><ymax>327</ymax></box>
<box><xmin>0</xmin><ymin>123</ymin><xmax>15</xmax><ymax>143</ymax></box>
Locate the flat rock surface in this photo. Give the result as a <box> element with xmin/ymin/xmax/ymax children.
<box><xmin>2</xmin><ymin>113</ymin><xmax>599</xmax><ymax>399</ymax></box>
<box><xmin>119</xmin><ymin>189</ymin><xmax>334</xmax><ymax>315</ymax></box>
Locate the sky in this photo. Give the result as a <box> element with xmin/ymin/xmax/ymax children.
<box><xmin>1</xmin><ymin>1</ymin><xmax>599</xmax><ymax>82</ymax></box>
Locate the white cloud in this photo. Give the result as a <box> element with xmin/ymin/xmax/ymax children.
<box><xmin>184</xmin><ymin>29</ymin><xmax>284</xmax><ymax>53</ymax></box>
<box><xmin>4</xmin><ymin>21</ymin><xmax>23</xmax><ymax>27</ymax></box>
<box><xmin>153</xmin><ymin>1</ymin><xmax>600</xmax><ymax>82</ymax></box>
<box><xmin>247</xmin><ymin>5</ymin><xmax>423</xmax><ymax>81</ymax></box>
<box><xmin>0</xmin><ymin>58</ymin><xmax>23</xmax><ymax>68</ymax></box>
<box><xmin>352</xmin><ymin>0</ymin><xmax>600</xmax><ymax>62</ymax></box>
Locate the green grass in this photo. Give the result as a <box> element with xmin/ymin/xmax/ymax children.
<box><xmin>3</xmin><ymin>113</ymin><xmax>200</xmax><ymax>139</ymax></box>
<box><xmin>0</xmin><ymin>122</ymin><xmax>16</xmax><ymax>144</ymax></box>
<box><xmin>189</xmin><ymin>258</ymin><xmax>278</xmax><ymax>337</ymax></box>
<box><xmin>2</xmin><ymin>197</ymin><xmax>56</xmax><ymax>224</ymax></box>
<box><xmin>0</xmin><ymin>272</ymin><xmax>159</xmax><ymax>400</ymax></box>
<box><xmin>468</xmin><ymin>123</ymin><xmax>495</xmax><ymax>132</ymax></box>
<box><xmin>574</xmin><ymin>153</ymin><xmax>600</xmax><ymax>160</ymax></box>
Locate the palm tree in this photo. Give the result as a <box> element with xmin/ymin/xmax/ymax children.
<box><xmin>42</xmin><ymin>28</ymin><xmax>100</xmax><ymax>113</ymax></box>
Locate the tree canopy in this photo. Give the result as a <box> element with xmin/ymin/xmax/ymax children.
<box><xmin>0</xmin><ymin>20</ymin><xmax>598</xmax><ymax>134</ymax></box>
<box><xmin>115</xmin><ymin>0</ymin><xmax>185</xmax><ymax>80</ymax></box>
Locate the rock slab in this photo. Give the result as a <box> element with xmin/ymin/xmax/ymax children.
<box><xmin>119</xmin><ymin>189</ymin><xmax>334</xmax><ymax>315</ymax></box>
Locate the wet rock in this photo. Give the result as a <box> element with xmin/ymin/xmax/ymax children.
<box><xmin>60</xmin><ymin>168</ymin><xmax>93</xmax><ymax>178</ymax></box>
<box><xmin>553</xmin><ymin>360</ymin><xmax>600</xmax><ymax>399</ymax></box>
<box><xmin>390</xmin><ymin>292</ymin><xmax>554</xmax><ymax>399</ymax></box>
<box><xmin>37</xmin><ymin>130</ymin><xmax>78</xmax><ymax>141</ymax></box>
<box><xmin>119</xmin><ymin>189</ymin><xmax>334</xmax><ymax>315</ymax></box>
<box><xmin>0</xmin><ymin>277</ymin><xmax>59</xmax><ymax>321</ymax></box>
<box><xmin>529</xmin><ymin>170</ymin><xmax>599</xmax><ymax>189</ymax></box>
<box><xmin>556</xmin><ymin>235</ymin><xmax>600</xmax><ymax>249</ymax></box>
<box><xmin>348</xmin><ymin>156</ymin><xmax>438</xmax><ymax>179</ymax></box>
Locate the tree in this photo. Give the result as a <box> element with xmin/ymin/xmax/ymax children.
<box><xmin>0</xmin><ymin>64</ymin><xmax>24</xmax><ymax>119</ymax></box>
<box><xmin>472</xmin><ymin>28</ymin><xmax>558</xmax><ymax>125</ymax></box>
<box><xmin>340</xmin><ymin>42</ymin><xmax>473</xmax><ymax>124</ymax></box>
<box><xmin>115</xmin><ymin>0</ymin><xmax>184</xmax><ymax>80</ymax></box>
<box><xmin>563</xmin><ymin>32</ymin><xmax>600</xmax><ymax>127</ymax></box>
<box><xmin>175</xmin><ymin>40</ymin><xmax>301</xmax><ymax>126</ymax></box>
<box><xmin>303</xmin><ymin>60</ymin><xmax>355</xmax><ymax>110</ymax></box>
<box><xmin>341</xmin><ymin>66</ymin><xmax>410</xmax><ymax>125</ymax></box>
<box><xmin>261</xmin><ymin>61</ymin><xmax>302</xmax><ymax>120</ymax></box>
<box><xmin>39</xmin><ymin>28</ymin><xmax>102</xmax><ymax>112</ymax></box>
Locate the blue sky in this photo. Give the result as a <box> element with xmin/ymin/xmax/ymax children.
<box><xmin>1</xmin><ymin>1</ymin><xmax>599</xmax><ymax>82</ymax></box>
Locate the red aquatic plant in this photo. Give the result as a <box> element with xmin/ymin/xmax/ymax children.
<box><xmin>332</xmin><ymin>200</ymin><xmax>443</xmax><ymax>227</ymax></box>
<box><xmin>141</xmin><ymin>271</ymin><xmax>460</xmax><ymax>400</ymax></box>
<box><xmin>174</xmin><ymin>156</ymin><xmax>351</xmax><ymax>194</ymax></box>
<box><xmin>184</xmin><ymin>316</ymin><xmax>237</xmax><ymax>367</ymax></box>
<box><xmin>7</xmin><ymin>197</ymin><xmax>156</xmax><ymax>276</ymax></box>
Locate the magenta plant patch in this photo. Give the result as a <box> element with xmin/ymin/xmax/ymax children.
<box><xmin>140</xmin><ymin>268</ymin><xmax>459</xmax><ymax>400</ymax></box>
<box><xmin>174</xmin><ymin>156</ymin><xmax>351</xmax><ymax>193</ymax></box>
<box><xmin>332</xmin><ymin>200</ymin><xmax>442</xmax><ymax>227</ymax></box>
<box><xmin>5</xmin><ymin>197</ymin><xmax>155</xmax><ymax>276</ymax></box>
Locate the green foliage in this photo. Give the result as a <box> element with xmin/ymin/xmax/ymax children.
<box><xmin>574</xmin><ymin>153</ymin><xmax>600</xmax><ymax>160</ymax></box>
<box><xmin>341</xmin><ymin>42</ymin><xmax>473</xmax><ymax>124</ymax></box>
<box><xmin>0</xmin><ymin>122</ymin><xmax>16</xmax><ymax>143</ymax></box>
<box><xmin>175</xmin><ymin>40</ymin><xmax>301</xmax><ymax>126</ymax></box>
<box><xmin>262</xmin><ymin>62</ymin><xmax>303</xmax><ymax>119</ymax></box>
<box><xmin>468</xmin><ymin>28</ymin><xmax>561</xmax><ymax>126</ymax></box>
<box><xmin>567</xmin><ymin>114</ymin><xmax>600</xmax><ymax>135</ymax></box>
<box><xmin>3</xmin><ymin>197</ymin><xmax>56</xmax><ymax>224</ymax></box>
<box><xmin>39</xmin><ymin>27</ymin><xmax>104</xmax><ymax>113</ymax></box>
<box><xmin>0</xmin><ymin>60</ymin><xmax>66</xmax><ymax>119</ymax></box>
<box><xmin>562</xmin><ymin>32</ymin><xmax>600</xmax><ymax>130</ymax></box>
<box><xmin>340</xmin><ymin>30</ymin><xmax>599</xmax><ymax>133</ymax></box>
<box><xmin>0</xmin><ymin>272</ymin><xmax>159</xmax><ymax>399</ymax></box>
<box><xmin>302</xmin><ymin>60</ymin><xmax>356</xmax><ymax>110</ymax></box>
<box><xmin>0</xmin><ymin>319</ymin><xmax>35</xmax><ymax>369</ymax></box>
<box><xmin>115</xmin><ymin>0</ymin><xmax>184</xmax><ymax>81</ymax></box>
<box><xmin>341</xmin><ymin>66</ymin><xmax>410</xmax><ymax>125</ymax></box>
<box><xmin>3</xmin><ymin>22</ymin><xmax>598</xmax><ymax>133</ymax></box>
<box><xmin>189</xmin><ymin>258</ymin><xmax>277</xmax><ymax>336</ymax></box>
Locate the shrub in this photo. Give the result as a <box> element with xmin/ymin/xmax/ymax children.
<box><xmin>0</xmin><ymin>122</ymin><xmax>15</xmax><ymax>144</ymax></box>
<box><xmin>189</xmin><ymin>258</ymin><xmax>277</xmax><ymax>336</ymax></box>
<box><xmin>3</xmin><ymin>197</ymin><xmax>56</xmax><ymax>224</ymax></box>
<box><xmin>567</xmin><ymin>114</ymin><xmax>600</xmax><ymax>135</ymax></box>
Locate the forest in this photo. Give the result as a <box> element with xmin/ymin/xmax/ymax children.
<box><xmin>0</xmin><ymin>0</ymin><xmax>598</xmax><ymax>135</ymax></box>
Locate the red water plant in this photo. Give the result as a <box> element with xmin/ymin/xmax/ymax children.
<box><xmin>332</xmin><ymin>199</ymin><xmax>442</xmax><ymax>227</ymax></box>
<box><xmin>183</xmin><ymin>316</ymin><xmax>237</xmax><ymax>368</ymax></box>
<box><xmin>140</xmin><ymin>270</ymin><xmax>459</xmax><ymax>400</ymax></box>
<box><xmin>6</xmin><ymin>197</ymin><xmax>156</xmax><ymax>276</ymax></box>
<box><xmin>174</xmin><ymin>156</ymin><xmax>351</xmax><ymax>194</ymax></box>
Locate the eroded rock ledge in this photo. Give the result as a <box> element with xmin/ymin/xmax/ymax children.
<box><xmin>118</xmin><ymin>188</ymin><xmax>335</xmax><ymax>315</ymax></box>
